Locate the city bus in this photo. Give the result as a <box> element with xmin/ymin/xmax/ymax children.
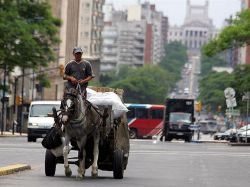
<box><xmin>125</xmin><ymin>103</ymin><xmax>165</xmax><ymax>139</ymax></box>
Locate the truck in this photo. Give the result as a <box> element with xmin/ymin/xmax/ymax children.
<box><xmin>162</xmin><ymin>98</ymin><xmax>195</xmax><ymax>142</ymax></box>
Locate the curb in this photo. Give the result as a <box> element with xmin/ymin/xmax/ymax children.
<box><xmin>0</xmin><ymin>164</ymin><xmax>31</xmax><ymax>176</ymax></box>
<box><xmin>0</xmin><ymin>133</ymin><xmax>27</xmax><ymax>137</ymax></box>
<box><xmin>191</xmin><ymin>140</ymin><xmax>228</xmax><ymax>144</ymax></box>
<box><xmin>228</xmin><ymin>143</ymin><xmax>250</xmax><ymax>146</ymax></box>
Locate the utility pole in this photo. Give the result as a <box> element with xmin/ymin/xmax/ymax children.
<box><xmin>20</xmin><ymin>66</ymin><xmax>25</xmax><ymax>135</ymax></box>
<box><xmin>243</xmin><ymin>92</ymin><xmax>250</xmax><ymax>143</ymax></box>
<box><xmin>1</xmin><ymin>64</ymin><xmax>7</xmax><ymax>135</ymax></box>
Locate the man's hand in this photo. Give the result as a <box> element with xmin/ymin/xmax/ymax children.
<box><xmin>70</xmin><ymin>76</ymin><xmax>78</xmax><ymax>84</ymax></box>
<box><xmin>78</xmin><ymin>79</ymin><xmax>86</xmax><ymax>85</ymax></box>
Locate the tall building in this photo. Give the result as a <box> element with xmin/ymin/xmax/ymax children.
<box><xmin>168</xmin><ymin>0</ymin><xmax>219</xmax><ymax>54</ymax></box>
<box><xmin>239</xmin><ymin>0</ymin><xmax>250</xmax><ymax>65</ymax></box>
<box><xmin>129</xmin><ymin>2</ymin><xmax>168</xmax><ymax>64</ymax></box>
<box><xmin>101</xmin><ymin>2</ymin><xmax>168</xmax><ymax>73</ymax></box>
<box><xmin>101</xmin><ymin>5</ymin><xmax>145</xmax><ymax>72</ymax></box>
<box><xmin>43</xmin><ymin>0</ymin><xmax>105</xmax><ymax>100</ymax></box>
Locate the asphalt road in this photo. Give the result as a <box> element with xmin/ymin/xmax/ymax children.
<box><xmin>1</xmin><ymin>137</ymin><xmax>250</xmax><ymax>187</ymax></box>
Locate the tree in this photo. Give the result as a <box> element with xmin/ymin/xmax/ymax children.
<box><xmin>203</xmin><ymin>9</ymin><xmax>250</xmax><ymax>56</ymax></box>
<box><xmin>199</xmin><ymin>71</ymin><xmax>234</xmax><ymax>112</ymax></box>
<box><xmin>159</xmin><ymin>41</ymin><xmax>188</xmax><ymax>81</ymax></box>
<box><xmin>200</xmin><ymin>52</ymin><xmax>227</xmax><ymax>76</ymax></box>
<box><xmin>109</xmin><ymin>65</ymin><xmax>172</xmax><ymax>104</ymax></box>
<box><xmin>0</xmin><ymin>0</ymin><xmax>61</xmax><ymax>72</ymax></box>
<box><xmin>231</xmin><ymin>65</ymin><xmax>250</xmax><ymax>114</ymax></box>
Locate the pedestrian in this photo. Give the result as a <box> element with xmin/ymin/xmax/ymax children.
<box><xmin>63</xmin><ymin>47</ymin><xmax>95</xmax><ymax>98</ymax></box>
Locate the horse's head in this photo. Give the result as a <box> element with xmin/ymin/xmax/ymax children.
<box><xmin>61</xmin><ymin>88</ymin><xmax>79</xmax><ymax>123</ymax></box>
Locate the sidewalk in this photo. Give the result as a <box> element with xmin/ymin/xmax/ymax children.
<box><xmin>0</xmin><ymin>131</ymin><xmax>27</xmax><ymax>137</ymax></box>
<box><xmin>0</xmin><ymin>131</ymin><xmax>29</xmax><ymax>176</ymax></box>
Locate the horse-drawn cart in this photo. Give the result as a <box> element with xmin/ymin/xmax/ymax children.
<box><xmin>44</xmin><ymin>87</ymin><xmax>130</xmax><ymax>179</ymax></box>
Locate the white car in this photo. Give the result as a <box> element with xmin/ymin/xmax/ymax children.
<box><xmin>184</xmin><ymin>88</ymin><xmax>189</xmax><ymax>95</ymax></box>
<box><xmin>229</xmin><ymin>124</ymin><xmax>250</xmax><ymax>142</ymax></box>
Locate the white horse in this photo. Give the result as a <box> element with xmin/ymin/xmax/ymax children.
<box><xmin>60</xmin><ymin>86</ymin><xmax>102</xmax><ymax>179</ymax></box>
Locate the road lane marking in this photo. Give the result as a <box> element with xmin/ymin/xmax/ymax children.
<box><xmin>130</xmin><ymin>150</ymin><xmax>250</xmax><ymax>157</ymax></box>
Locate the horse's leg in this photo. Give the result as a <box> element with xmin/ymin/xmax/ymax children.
<box><xmin>63</xmin><ymin>135</ymin><xmax>72</xmax><ymax>177</ymax></box>
<box><xmin>76</xmin><ymin>136</ymin><xmax>87</xmax><ymax>179</ymax></box>
<box><xmin>92</xmin><ymin>130</ymin><xmax>100</xmax><ymax>178</ymax></box>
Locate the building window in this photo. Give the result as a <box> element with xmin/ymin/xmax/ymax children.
<box><xmin>85</xmin><ymin>17</ymin><xmax>89</xmax><ymax>24</ymax></box>
<box><xmin>83</xmin><ymin>46</ymin><xmax>88</xmax><ymax>53</ymax></box>
<box><xmin>195</xmin><ymin>31</ymin><xmax>198</xmax><ymax>37</ymax></box>
<box><xmin>84</xmin><ymin>32</ymin><xmax>89</xmax><ymax>38</ymax></box>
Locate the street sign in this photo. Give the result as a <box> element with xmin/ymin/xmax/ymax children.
<box><xmin>226</xmin><ymin>109</ymin><xmax>240</xmax><ymax>116</ymax></box>
<box><xmin>224</xmin><ymin>87</ymin><xmax>235</xmax><ymax>99</ymax></box>
<box><xmin>226</xmin><ymin>98</ymin><xmax>237</xmax><ymax>108</ymax></box>
<box><xmin>242</xmin><ymin>92</ymin><xmax>250</xmax><ymax>101</ymax></box>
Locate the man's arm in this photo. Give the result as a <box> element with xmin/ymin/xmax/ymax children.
<box><xmin>63</xmin><ymin>74</ymin><xmax>78</xmax><ymax>84</ymax></box>
<box><xmin>79</xmin><ymin>76</ymin><xmax>93</xmax><ymax>84</ymax></box>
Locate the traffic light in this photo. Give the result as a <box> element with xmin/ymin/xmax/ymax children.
<box><xmin>16</xmin><ymin>96</ymin><xmax>22</xmax><ymax>105</ymax></box>
<box><xmin>59</xmin><ymin>64</ymin><xmax>64</xmax><ymax>77</ymax></box>
<box><xmin>195</xmin><ymin>101</ymin><xmax>202</xmax><ymax>112</ymax></box>
<box><xmin>217</xmin><ymin>105</ymin><xmax>222</xmax><ymax>112</ymax></box>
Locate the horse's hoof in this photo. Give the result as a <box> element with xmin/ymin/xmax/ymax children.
<box><xmin>91</xmin><ymin>171</ymin><xmax>98</xmax><ymax>178</ymax></box>
<box><xmin>76</xmin><ymin>174</ymin><xmax>84</xmax><ymax>180</ymax></box>
<box><xmin>65</xmin><ymin>168</ymin><xmax>72</xmax><ymax>177</ymax></box>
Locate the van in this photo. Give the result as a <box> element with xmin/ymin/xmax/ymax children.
<box><xmin>27</xmin><ymin>101</ymin><xmax>61</xmax><ymax>142</ymax></box>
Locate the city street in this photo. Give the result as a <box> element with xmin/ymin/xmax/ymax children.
<box><xmin>1</xmin><ymin>137</ymin><xmax>250</xmax><ymax>187</ymax></box>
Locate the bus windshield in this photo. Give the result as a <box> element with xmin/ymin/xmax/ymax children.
<box><xmin>169</xmin><ymin>112</ymin><xmax>191</xmax><ymax>123</ymax></box>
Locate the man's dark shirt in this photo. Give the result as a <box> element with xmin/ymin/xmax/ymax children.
<box><xmin>64</xmin><ymin>59</ymin><xmax>94</xmax><ymax>91</ymax></box>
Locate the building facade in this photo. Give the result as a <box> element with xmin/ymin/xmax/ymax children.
<box><xmin>239</xmin><ymin>0</ymin><xmax>250</xmax><ymax>65</ymax></box>
<box><xmin>101</xmin><ymin>2</ymin><xmax>168</xmax><ymax>73</ymax></box>
<box><xmin>168</xmin><ymin>0</ymin><xmax>219</xmax><ymax>54</ymax></box>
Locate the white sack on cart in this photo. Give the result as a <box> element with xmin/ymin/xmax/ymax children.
<box><xmin>87</xmin><ymin>91</ymin><xmax>128</xmax><ymax>118</ymax></box>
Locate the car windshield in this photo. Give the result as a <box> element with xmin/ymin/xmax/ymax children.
<box><xmin>239</xmin><ymin>125</ymin><xmax>250</xmax><ymax>131</ymax></box>
<box><xmin>170</xmin><ymin>112</ymin><xmax>191</xmax><ymax>123</ymax></box>
<box><xmin>30</xmin><ymin>104</ymin><xmax>60</xmax><ymax>117</ymax></box>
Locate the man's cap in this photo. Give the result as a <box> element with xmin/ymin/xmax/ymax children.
<box><xmin>73</xmin><ymin>47</ymin><xmax>83</xmax><ymax>54</ymax></box>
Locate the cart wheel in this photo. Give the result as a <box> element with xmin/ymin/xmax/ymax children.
<box><xmin>113</xmin><ymin>149</ymin><xmax>124</xmax><ymax>179</ymax></box>
<box><xmin>27</xmin><ymin>136</ymin><xmax>36</xmax><ymax>142</ymax></box>
<box><xmin>45</xmin><ymin>149</ymin><xmax>56</xmax><ymax>176</ymax></box>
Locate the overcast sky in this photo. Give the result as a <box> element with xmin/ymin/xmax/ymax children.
<box><xmin>105</xmin><ymin>0</ymin><xmax>241</xmax><ymax>28</ymax></box>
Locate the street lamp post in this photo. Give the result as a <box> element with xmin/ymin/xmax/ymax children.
<box><xmin>243</xmin><ymin>92</ymin><xmax>250</xmax><ymax>143</ymax></box>
<box><xmin>1</xmin><ymin>64</ymin><xmax>7</xmax><ymax>135</ymax></box>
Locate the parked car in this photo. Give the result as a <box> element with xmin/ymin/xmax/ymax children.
<box><xmin>238</xmin><ymin>128</ymin><xmax>250</xmax><ymax>143</ymax></box>
<box><xmin>198</xmin><ymin>120</ymin><xmax>218</xmax><ymax>134</ymax></box>
<box><xmin>213</xmin><ymin>129</ymin><xmax>234</xmax><ymax>140</ymax></box>
<box><xmin>229</xmin><ymin>124</ymin><xmax>250</xmax><ymax>142</ymax></box>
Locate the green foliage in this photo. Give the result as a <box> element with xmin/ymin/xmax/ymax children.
<box><xmin>200</xmin><ymin>52</ymin><xmax>227</xmax><ymax>76</ymax></box>
<box><xmin>0</xmin><ymin>0</ymin><xmax>61</xmax><ymax>71</ymax></box>
<box><xmin>199</xmin><ymin>65</ymin><xmax>250</xmax><ymax>114</ymax></box>
<box><xmin>36</xmin><ymin>73</ymin><xmax>50</xmax><ymax>88</ymax></box>
<box><xmin>199</xmin><ymin>71</ymin><xmax>234</xmax><ymax>112</ymax></box>
<box><xmin>203</xmin><ymin>9</ymin><xmax>250</xmax><ymax>56</ymax></box>
<box><xmin>109</xmin><ymin>65</ymin><xmax>171</xmax><ymax>104</ymax></box>
<box><xmin>231</xmin><ymin>65</ymin><xmax>250</xmax><ymax>114</ymax></box>
<box><xmin>159</xmin><ymin>41</ymin><xmax>188</xmax><ymax>80</ymax></box>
